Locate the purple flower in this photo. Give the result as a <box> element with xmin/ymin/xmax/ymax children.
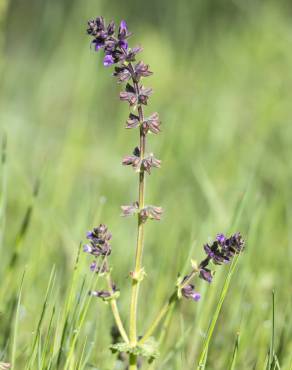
<box><xmin>122</xmin><ymin>147</ymin><xmax>141</xmax><ymax>172</ymax></box>
<box><xmin>199</xmin><ymin>267</ymin><xmax>213</xmax><ymax>283</ymax></box>
<box><xmin>103</xmin><ymin>54</ymin><xmax>114</xmax><ymax>67</ymax></box>
<box><xmin>181</xmin><ymin>284</ymin><xmax>201</xmax><ymax>301</ymax></box>
<box><xmin>90</xmin><ymin>260</ymin><xmax>109</xmax><ymax>274</ymax></box>
<box><xmin>95</xmin><ymin>16</ymin><xmax>105</xmax><ymax>31</ymax></box>
<box><xmin>126</xmin><ymin>113</ymin><xmax>140</xmax><ymax>129</ymax></box>
<box><xmin>141</xmin><ymin>154</ymin><xmax>161</xmax><ymax>174</ymax></box>
<box><xmin>83</xmin><ymin>224</ymin><xmax>112</xmax><ymax>259</ymax></box>
<box><xmin>90</xmin><ymin>284</ymin><xmax>118</xmax><ymax>300</ymax></box>
<box><xmin>122</xmin><ymin>148</ymin><xmax>160</xmax><ymax>174</ymax></box>
<box><xmin>126</xmin><ymin>46</ymin><xmax>143</xmax><ymax>62</ymax></box>
<box><xmin>134</xmin><ymin>61</ymin><xmax>153</xmax><ymax>81</ymax></box>
<box><xmin>107</xmin><ymin>20</ymin><xmax>115</xmax><ymax>35</ymax></box>
<box><xmin>142</xmin><ymin>113</ymin><xmax>161</xmax><ymax>134</ymax></box>
<box><xmin>138</xmin><ymin>85</ymin><xmax>153</xmax><ymax>105</ymax></box>
<box><xmin>119</xmin><ymin>20</ymin><xmax>127</xmax><ymax>32</ymax></box>
<box><xmin>90</xmin><ymin>290</ymin><xmax>111</xmax><ymax>299</ymax></box>
<box><xmin>203</xmin><ymin>232</ymin><xmax>245</xmax><ymax>266</ymax></box>
<box><xmin>90</xmin><ymin>260</ymin><xmax>97</xmax><ymax>271</ymax></box>
<box><xmin>113</xmin><ymin>66</ymin><xmax>131</xmax><ymax>83</ymax></box>
<box><xmin>121</xmin><ymin>202</ymin><xmax>139</xmax><ymax>217</ymax></box>
<box><xmin>87</xmin><ymin>17</ymin><xmax>105</xmax><ymax>36</ymax></box>
<box><xmin>92</xmin><ymin>38</ymin><xmax>104</xmax><ymax>51</ymax></box>
<box><xmin>120</xmin><ymin>84</ymin><xmax>137</xmax><ymax>106</ymax></box>
<box><xmin>104</xmin><ymin>39</ymin><xmax>117</xmax><ymax>54</ymax></box>
<box><xmin>86</xmin><ymin>17</ymin><xmax>140</xmax><ymax>70</ymax></box>
<box><xmin>122</xmin><ymin>155</ymin><xmax>141</xmax><ymax>170</ymax></box>
<box><xmin>83</xmin><ymin>244</ymin><xmax>93</xmax><ymax>253</ymax></box>
<box><xmin>119</xmin><ymin>39</ymin><xmax>128</xmax><ymax>50</ymax></box>
<box><xmin>140</xmin><ymin>205</ymin><xmax>163</xmax><ymax>222</ymax></box>
<box><xmin>216</xmin><ymin>233</ymin><xmax>226</xmax><ymax>244</ymax></box>
<box><xmin>118</xmin><ymin>20</ymin><xmax>130</xmax><ymax>41</ymax></box>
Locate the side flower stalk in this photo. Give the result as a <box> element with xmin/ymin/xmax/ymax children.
<box><xmin>83</xmin><ymin>16</ymin><xmax>245</xmax><ymax>370</ymax></box>
<box><xmin>138</xmin><ymin>232</ymin><xmax>245</xmax><ymax>345</ymax></box>
<box><xmin>84</xmin><ymin>224</ymin><xmax>129</xmax><ymax>343</ymax></box>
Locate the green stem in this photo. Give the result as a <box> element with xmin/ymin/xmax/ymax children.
<box><xmin>106</xmin><ymin>263</ymin><xmax>129</xmax><ymax>343</ymax></box>
<box><xmin>129</xmin><ymin>130</ymin><xmax>146</xmax><ymax>345</ymax></box>
<box><xmin>147</xmin><ymin>302</ymin><xmax>176</xmax><ymax>370</ymax></box>
<box><xmin>129</xmin><ymin>353</ymin><xmax>138</xmax><ymax>370</ymax></box>
<box><xmin>139</xmin><ymin>292</ymin><xmax>177</xmax><ymax>345</ymax></box>
<box><xmin>129</xmin><ymin>65</ymin><xmax>146</xmax><ymax>349</ymax></box>
<box><xmin>157</xmin><ymin>298</ymin><xmax>176</xmax><ymax>345</ymax></box>
<box><xmin>138</xmin><ymin>271</ymin><xmax>199</xmax><ymax>345</ymax></box>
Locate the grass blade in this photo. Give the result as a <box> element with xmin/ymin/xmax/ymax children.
<box><xmin>196</xmin><ymin>255</ymin><xmax>240</xmax><ymax>369</ymax></box>
<box><xmin>229</xmin><ymin>331</ymin><xmax>240</xmax><ymax>370</ymax></box>
<box><xmin>25</xmin><ymin>266</ymin><xmax>56</xmax><ymax>370</ymax></box>
<box><xmin>10</xmin><ymin>270</ymin><xmax>25</xmax><ymax>368</ymax></box>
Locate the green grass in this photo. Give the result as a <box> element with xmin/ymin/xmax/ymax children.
<box><xmin>0</xmin><ymin>1</ymin><xmax>292</xmax><ymax>369</ymax></box>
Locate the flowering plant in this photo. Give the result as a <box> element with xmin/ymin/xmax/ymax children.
<box><xmin>83</xmin><ymin>16</ymin><xmax>245</xmax><ymax>370</ymax></box>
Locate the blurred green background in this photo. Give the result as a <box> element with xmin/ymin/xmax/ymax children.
<box><xmin>0</xmin><ymin>0</ymin><xmax>292</xmax><ymax>369</ymax></box>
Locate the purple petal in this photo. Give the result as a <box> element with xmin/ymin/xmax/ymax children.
<box><xmin>91</xmin><ymin>39</ymin><xmax>104</xmax><ymax>52</ymax></box>
<box><xmin>86</xmin><ymin>231</ymin><xmax>94</xmax><ymax>239</ymax></box>
<box><xmin>90</xmin><ymin>261</ymin><xmax>97</xmax><ymax>271</ymax></box>
<box><xmin>216</xmin><ymin>233</ymin><xmax>226</xmax><ymax>244</ymax></box>
<box><xmin>192</xmin><ymin>292</ymin><xmax>201</xmax><ymax>301</ymax></box>
<box><xmin>83</xmin><ymin>244</ymin><xmax>92</xmax><ymax>253</ymax></box>
<box><xmin>103</xmin><ymin>54</ymin><xmax>114</xmax><ymax>67</ymax></box>
<box><xmin>199</xmin><ymin>268</ymin><xmax>213</xmax><ymax>283</ymax></box>
<box><xmin>95</xmin><ymin>43</ymin><xmax>103</xmax><ymax>51</ymax></box>
<box><xmin>119</xmin><ymin>40</ymin><xmax>128</xmax><ymax>50</ymax></box>
<box><xmin>120</xmin><ymin>20</ymin><xmax>128</xmax><ymax>33</ymax></box>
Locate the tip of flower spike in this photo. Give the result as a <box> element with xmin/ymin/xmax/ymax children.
<box><xmin>203</xmin><ymin>232</ymin><xmax>245</xmax><ymax>266</ymax></box>
<box><xmin>120</xmin><ymin>20</ymin><xmax>127</xmax><ymax>30</ymax></box>
<box><xmin>119</xmin><ymin>20</ymin><xmax>129</xmax><ymax>37</ymax></box>
<box><xmin>216</xmin><ymin>233</ymin><xmax>226</xmax><ymax>244</ymax></box>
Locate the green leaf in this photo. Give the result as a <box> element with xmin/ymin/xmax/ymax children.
<box><xmin>139</xmin><ymin>337</ymin><xmax>160</xmax><ymax>361</ymax></box>
<box><xmin>110</xmin><ymin>337</ymin><xmax>159</xmax><ymax>362</ymax></box>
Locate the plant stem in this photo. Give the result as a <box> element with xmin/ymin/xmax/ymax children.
<box><xmin>105</xmin><ymin>261</ymin><xmax>129</xmax><ymax>343</ymax></box>
<box><xmin>138</xmin><ymin>271</ymin><xmax>199</xmax><ymax>345</ymax></box>
<box><xmin>128</xmin><ymin>62</ymin><xmax>147</xmax><ymax>349</ymax></box>
<box><xmin>129</xmin><ymin>353</ymin><xmax>138</xmax><ymax>370</ymax></box>
<box><xmin>138</xmin><ymin>292</ymin><xmax>177</xmax><ymax>345</ymax></box>
<box><xmin>157</xmin><ymin>297</ymin><xmax>176</xmax><ymax>345</ymax></box>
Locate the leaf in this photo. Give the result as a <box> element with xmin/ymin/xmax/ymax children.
<box><xmin>110</xmin><ymin>337</ymin><xmax>160</xmax><ymax>362</ymax></box>
<box><xmin>139</xmin><ymin>337</ymin><xmax>160</xmax><ymax>362</ymax></box>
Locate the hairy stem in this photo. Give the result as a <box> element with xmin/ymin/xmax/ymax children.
<box><xmin>129</xmin><ymin>63</ymin><xmax>146</xmax><ymax>349</ymax></box>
